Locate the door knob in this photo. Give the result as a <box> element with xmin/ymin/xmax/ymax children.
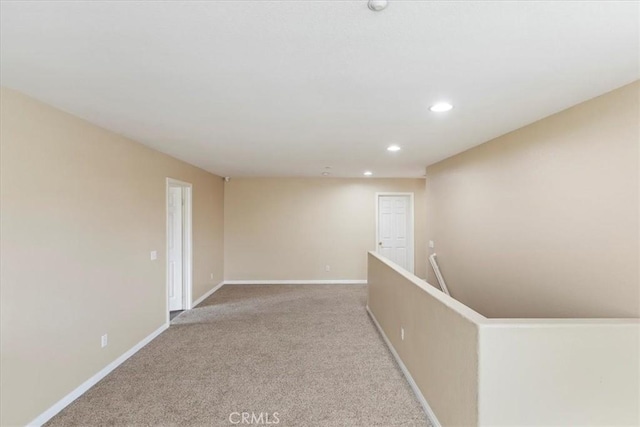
<box><xmin>378</xmin><ymin>241</ymin><xmax>382</xmax><ymax>246</ymax></box>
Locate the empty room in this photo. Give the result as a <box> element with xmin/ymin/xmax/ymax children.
<box><xmin>1</xmin><ymin>1</ymin><xmax>638</xmax><ymax>426</ymax></box>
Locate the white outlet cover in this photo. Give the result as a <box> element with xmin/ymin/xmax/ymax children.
<box><xmin>150</xmin><ymin>250</ymin><xmax>157</xmax><ymax>260</ymax></box>
<box><xmin>325</xmin><ymin>265</ymin><xmax>330</xmax><ymax>272</ymax></box>
<box><xmin>401</xmin><ymin>328</ymin><xmax>405</xmax><ymax>340</ymax></box>
<box><xmin>101</xmin><ymin>334</ymin><xmax>108</xmax><ymax>348</ymax></box>
<box><xmin>429</xmin><ymin>240</ymin><xmax>435</xmax><ymax>248</ymax></box>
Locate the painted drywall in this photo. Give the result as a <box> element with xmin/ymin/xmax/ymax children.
<box><xmin>478</xmin><ymin>320</ymin><xmax>640</xmax><ymax>426</ymax></box>
<box><xmin>425</xmin><ymin>81</ymin><xmax>640</xmax><ymax>318</ymax></box>
<box><xmin>367</xmin><ymin>252</ymin><xmax>483</xmax><ymax>427</ymax></box>
<box><xmin>0</xmin><ymin>87</ymin><xmax>224</xmax><ymax>426</ymax></box>
<box><xmin>367</xmin><ymin>251</ymin><xmax>640</xmax><ymax>426</ymax></box>
<box><xmin>224</xmin><ymin>178</ymin><xmax>426</xmax><ymax>281</ymax></box>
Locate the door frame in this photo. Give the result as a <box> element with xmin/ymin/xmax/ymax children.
<box><xmin>166</xmin><ymin>177</ymin><xmax>193</xmax><ymax>323</ymax></box>
<box><xmin>375</xmin><ymin>192</ymin><xmax>415</xmax><ymax>274</ymax></box>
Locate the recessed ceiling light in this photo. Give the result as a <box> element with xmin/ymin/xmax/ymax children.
<box><xmin>387</xmin><ymin>144</ymin><xmax>401</xmax><ymax>152</ymax></box>
<box><xmin>429</xmin><ymin>102</ymin><xmax>453</xmax><ymax>112</ymax></box>
<box><xmin>321</xmin><ymin>171</ymin><xmax>331</xmax><ymax>176</ymax></box>
<box><xmin>363</xmin><ymin>171</ymin><xmax>373</xmax><ymax>176</ymax></box>
<box><xmin>368</xmin><ymin>0</ymin><xmax>388</xmax><ymax>12</ymax></box>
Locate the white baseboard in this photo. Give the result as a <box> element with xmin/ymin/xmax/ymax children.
<box><xmin>192</xmin><ymin>281</ymin><xmax>225</xmax><ymax>307</ymax></box>
<box><xmin>26</xmin><ymin>281</ymin><xmax>370</xmax><ymax>426</ymax></box>
<box><xmin>224</xmin><ymin>279</ymin><xmax>367</xmax><ymax>285</ymax></box>
<box><xmin>366</xmin><ymin>306</ymin><xmax>442</xmax><ymax>427</ymax></box>
<box><xmin>27</xmin><ymin>323</ymin><xmax>169</xmax><ymax>427</ymax></box>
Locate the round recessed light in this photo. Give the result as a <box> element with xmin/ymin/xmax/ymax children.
<box><xmin>321</xmin><ymin>171</ymin><xmax>331</xmax><ymax>176</ymax></box>
<box><xmin>429</xmin><ymin>102</ymin><xmax>453</xmax><ymax>112</ymax></box>
<box><xmin>368</xmin><ymin>0</ymin><xmax>388</xmax><ymax>12</ymax></box>
<box><xmin>363</xmin><ymin>171</ymin><xmax>373</xmax><ymax>176</ymax></box>
<box><xmin>387</xmin><ymin>144</ymin><xmax>401</xmax><ymax>152</ymax></box>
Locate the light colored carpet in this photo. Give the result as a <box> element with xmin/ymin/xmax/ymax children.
<box><xmin>46</xmin><ymin>284</ymin><xmax>431</xmax><ymax>426</ymax></box>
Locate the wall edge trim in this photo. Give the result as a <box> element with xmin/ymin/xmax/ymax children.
<box><xmin>192</xmin><ymin>281</ymin><xmax>225</xmax><ymax>307</ymax></box>
<box><xmin>366</xmin><ymin>305</ymin><xmax>442</xmax><ymax>427</ymax></box>
<box><xmin>27</xmin><ymin>323</ymin><xmax>169</xmax><ymax>427</ymax></box>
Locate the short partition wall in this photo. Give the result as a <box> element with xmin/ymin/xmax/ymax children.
<box><xmin>478</xmin><ymin>319</ymin><xmax>639</xmax><ymax>426</ymax></box>
<box><xmin>366</xmin><ymin>251</ymin><xmax>640</xmax><ymax>427</ymax></box>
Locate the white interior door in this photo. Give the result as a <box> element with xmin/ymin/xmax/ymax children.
<box><xmin>377</xmin><ymin>195</ymin><xmax>413</xmax><ymax>272</ymax></box>
<box><xmin>168</xmin><ymin>186</ymin><xmax>183</xmax><ymax>311</ymax></box>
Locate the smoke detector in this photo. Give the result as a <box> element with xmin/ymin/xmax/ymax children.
<box><xmin>368</xmin><ymin>0</ymin><xmax>388</xmax><ymax>12</ymax></box>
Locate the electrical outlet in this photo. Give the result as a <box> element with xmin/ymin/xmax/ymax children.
<box><xmin>429</xmin><ymin>240</ymin><xmax>435</xmax><ymax>249</ymax></box>
<box><xmin>150</xmin><ymin>250</ymin><xmax>157</xmax><ymax>261</ymax></box>
<box><xmin>210</xmin><ymin>273</ymin><xmax>214</xmax><ymax>280</ymax></box>
<box><xmin>101</xmin><ymin>334</ymin><xmax>108</xmax><ymax>348</ymax></box>
<box><xmin>401</xmin><ymin>327</ymin><xmax>405</xmax><ymax>341</ymax></box>
<box><xmin>325</xmin><ymin>265</ymin><xmax>331</xmax><ymax>272</ymax></box>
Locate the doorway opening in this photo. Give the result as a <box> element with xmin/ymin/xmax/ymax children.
<box><xmin>166</xmin><ymin>178</ymin><xmax>193</xmax><ymax>324</ymax></box>
<box><xmin>375</xmin><ymin>193</ymin><xmax>415</xmax><ymax>273</ymax></box>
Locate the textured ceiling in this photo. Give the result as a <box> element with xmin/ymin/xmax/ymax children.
<box><xmin>1</xmin><ymin>1</ymin><xmax>638</xmax><ymax>177</ymax></box>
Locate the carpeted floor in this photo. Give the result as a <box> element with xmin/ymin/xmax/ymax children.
<box><xmin>46</xmin><ymin>285</ymin><xmax>431</xmax><ymax>426</ymax></box>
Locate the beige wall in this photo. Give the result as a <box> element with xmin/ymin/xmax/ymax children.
<box><xmin>479</xmin><ymin>320</ymin><xmax>640</xmax><ymax>426</ymax></box>
<box><xmin>368</xmin><ymin>251</ymin><xmax>640</xmax><ymax>427</ymax></box>
<box><xmin>426</xmin><ymin>81</ymin><xmax>639</xmax><ymax>318</ymax></box>
<box><xmin>224</xmin><ymin>178</ymin><xmax>426</xmax><ymax>281</ymax></box>
<box><xmin>0</xmin><ymin>88</ymin><xmax>224</xmax><ymax>426</ymax></box>
<box><xmin>367</xmin><ymin>252</ymin><xmax>482</xmax><ymax>427</ymax></box>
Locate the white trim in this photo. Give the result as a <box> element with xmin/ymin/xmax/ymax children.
<box><xmin>224</xmin><ymin>280</ymin><xmax>367</xmax><ymax>285</ymax></box>
<box><xmin>166</xmin><ymin>177</ymin><xmax>193</xmax><ymax>324</ymax></box>
<box><xmin>366</xmin><ymin>305</ymin><xmax>442</xmax><ymax>427</ymax></box>
<box><xmin>192</xmin><ymin>281</ymin><xmax>225</xmax><ymax>307</ymax></box>
<box><xmin>27</xmin><ymin>323</ymin><xmax>169</xmax><ymax>427</ymax></box>
<box><xmin>375</xmin><ymin>192</ymin><xmax>415</xmax><ymax>274</ymax></box>
<box><xmin>369</xmin><ymin>251</ymin><xmax>487</xmax><ymax>324</ymax></box>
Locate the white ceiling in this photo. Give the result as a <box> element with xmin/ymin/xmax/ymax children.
<box><xmin>1</xmin><ymin>1</ymin><xmax>638</xmax><ymax>178</ymax></box>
